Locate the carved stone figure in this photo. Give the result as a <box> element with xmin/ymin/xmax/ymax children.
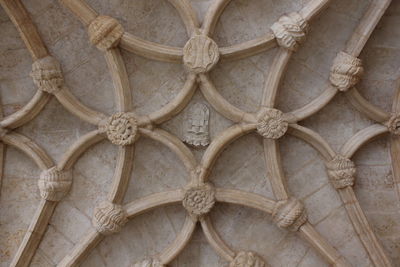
<box><xmin>30</xmin><ymin>56</ymin><xmax>64</xmax><ymax>94</ymax></box>
<box><xmin>184</xmin><ymin>103</ymin><xmax>210</xmax><ymax>146</ymax></box>
<box><xmin>102</xmin><ymin>112</ymin><xmax>138</xmax><ymax>146</ymax></box>
<box><xmin>325</xmin><ymin>155</ymin><xmax>356</xmax><ymax>189</ymax></box>
<box><xmin>182</xmin><ymin>183</ymin><xmax>215</xmax><ymax>218</ymax></box>
<box><xmin>230</xmin><ymin>251</ymin><xmax>267</xmax><ymax>267</ymax></box>
<box><xmin>272</xmin><ymin>198</ymin><xmax>307</xmax><ymax>231</ymax></box>
<box><xmin>387</xmin><ymin>114</ymin><xmax>400</xmax><ymax>135</ymax></box>
<box><xmin>330</xmin><ymin>51</ymin><xmax>364</xmax><ymax>92</ymax></box>
<box><xmin>88</xmin><ymin>15</ymin><xmax>124</xmax><ymax>51</ymax></box>
<box><xmin>183</xmin><ymin>35</ymin><xmax>220</xmax><ymax>73</ymax></box>
<box><xmin>38</xmin><ymin>167</ymin><xmax>72</xmax><ymax>201</ymax></box>
<box><xmin>92</xmin><ymin>201</ymin><xmax>128</xmax><ymax>235</ymax></box>
<box><xmin>270</xmin><ymin>12</ymin><xmax>309</xmax><ymax>51</ymax></box>
<box><xmin>132</xmin><ymin>258</ymin><xmax>164</xmax><ymax>267</ymax></box>
<box><xmin>257</xmin><ymin>108</ymin><xmax>288</xmax><ymax>139</ymax></box>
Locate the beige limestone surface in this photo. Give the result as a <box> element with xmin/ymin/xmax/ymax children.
<box><xmin>0</xmin><ymin>0</ymin><xmax>399</xmax><ymax>266</ymax></box>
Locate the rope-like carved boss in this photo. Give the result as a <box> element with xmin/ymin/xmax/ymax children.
<box><xmin>182</xmin><ymin>182</ymin><xmax>215</xmax><ymax>220</ymax></box>
<box><xmin>31</xmin><ymin>56</ymin><xmax>64</xmax><ymax>94</ymax></box>
<box><xmin>38</xmin><ymin>167</ymin><xmax>72</xmax><ymax>201</ymax></box>
<box><xmin>257</xmin><ymin>108</ymin><xmax>288</xmax><ymax>139</ymax></box>
<box><xmin>230</xmin><ymin>251</ymin><xmax>268</xmax><ymax>267</ymax></box>
<box><xmin>92</xmin><ymin>201</ymin><xmax>128</xmax><ymax>235</ymax></box>
<box><xmin>270</xmin><ymin>12</ymin><xmax>309</xmax><ymax>51</ymax></box>
<box><xmin>272</xmin><ymin>198</ymin><xmax>307</xmax><ymax>232</ymax></box>
<box><xmin>325</xmin><ymin>155</ymin><xmax>356</xmax><ymax>189</ymax></box>
<box><xmin>88</xmin><ymin>15</ymin><xmax>124</xmax><ymax>51</ymax></box>
<box><xmin>100</xmin><ymin>112</ymin><xmax>138</xmax><ymax>146</ymax></box>
<box><xmin>132</xmin><ymin>258</ymin><xmax>164</xmax><ymax>267</ymax></box>
<box><xmin>387</xmin><ymin>114</ymin><xmax>400</xmax><ymax>136</ymax></box>
<box><xmin>329</xmin><ymin>51</ymin><xmax>364</xmax><ymax>92</ymax></box>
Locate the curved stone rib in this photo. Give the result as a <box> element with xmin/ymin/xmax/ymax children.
<box><xmin>2</xmin><ymin>132</ymin><xmax>54</xmax><ymax>170</ymax></box>
<box><xmin>219</xmin><ymin>34</ymin><xmax>276</xmax><ymax>61</ymax></box>
<box><xmin>344</xmin><ymin>0</ymin><xmax>392</xmax><ymax>57</ymax></box>
<box><xmin>287</xmin><ymin>84</ymin><xmax>337</xmax><ymax>123</ymax></box>
<box><xmin>263</xmin><ymin>139</ymin><xmax>289</xmax><ymax>200</ymax></box>
<box><xmin>10</xmin><ymin>200</ymin><xmax>57</xmax><ymax>267</ymax></box>
<box><xmin>198</xmin><ymin>74</ymin><xmax>256</xmax><ymax>123</ymax></box>
<box><xmin>215</xmin><ymin>188</ymin><xmax>276</xmax><ymax>214</ymax></box>
<box><xmin>59</xmin><ymin>0</ymin><xmax>97</xmax><ymax>26</ymax></box>
<box><xmin>125</xmin><ymin>190</ymin><xmax>184</xmax><ymax>218</ymax></box>
<box><xmin>202</xmin><ymin>0</ymin><xmax>233</xmax><ymax>36</ymax></box>
<box><xmin>346</xmin><ymin>87</ymin><xmax>390</xmax><ymax>123</ymax></box>
<box><xmin>298</xmin><ymin>0</ymin><xmax>332</xmax><ymax>21</ymax></box>
<box><xmin>58</xmin><ymin>228</ymin><xmax>103</xmax><ymax>267</ymax></box>
<box><xmin>167</xmin><ymin>0</ymin><xmax>200</xmax><ymax>36</ymax></box>
<box><xmin>139</xmin><ymin>128</ymin><xmax>197</xmax><ymax>172</ymax></box>
<box><xmin>54</xmin><ymin>87</ymin><xmax>107</xmax><ymax>125</ymax></box>
<box><xmin>0</xmin><ymin>0</ymin><xmax>48</xmax><ymax>59</ymax></box>
<box><xmin>338</xmin><ymin>187</ymin><xmax>393</xmax><ymax>267</ymax></box>
<box><xmin>288</xmin><ymin>124</ymin><xmax>336</xmax><ymax>161</ymax></box>
<box><xmin>147</xmin><ymin>74</ymin><xmax>197</xmax><ymax>124</ymax></box>
<box><xmin>340</xmin><ymin>124</ymin><xmax>388</xmax><ymax>158</ymax></box>
<box><xmin>107</xmin><ymin>145</ymin><xmax>135</xmax><ymax>204</ymax></box>
<box><xmin>200</xmin><ymin>216</ymin><xmax>235</xmax><ymax>262</ymax></box>
<box><xmin>261</xmin><ymin>49</ymin><xmax>292</xmax><ymax>107</ymax></box>
<box><xmin>59</xmin><ymin>130</ymin><xmax>105</xmax><ymax>170</ymax></box>
<box><xmin>391</xmin><ymin>79</ymin><xmax>400</xmax><ymax>204</ymax></box>
<box><xmin>0</xmin><ymin>90</ymin><xmax>51</xmax><ymax>129</ymax></box>
<box><xmin>104</xmin><ymin>48</ymin><xmax>133</xmax><ymax>112</ymax></box>
<box><xmin>299</xmin><ymin>222</ymin><xmax>352</xmax><ymax>267</ymax></box>
<box><xmin>159</xmin><ymin>215</ymin><xmax>196</xmax><ymax>264</ymax></box>
<box><xmin>120</xmin><ymin>33</ymin><xmax>183</xmax><ymax>63</ymax></box>
<box><xmin>201</xmin><ymin>123</ymin><xmax>256</xmax><ymax>181</ymax></box>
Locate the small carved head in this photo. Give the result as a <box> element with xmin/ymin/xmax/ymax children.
<box><xmin>230</xmin><ymin>251</ymin><xmax>267</xmax><ymax>267</ymax></box>
<box><xmin>257</xmin><ymin>108</ymin><xmax>288</xmax><ymax>139</ymax></box>
<box><xmin>182</xmin><ymin>183</ymin><xmax>215</xmax><ymax>219</ymax></box>
<box><xmin>183</xmin><ymin>35</ymin><xmax>220</xmax><ymax>74</ymax></box>
<box><xmin>103</xmin><ymin>112</ymin><xmax>138</xmax><ymax>146</ymax></box>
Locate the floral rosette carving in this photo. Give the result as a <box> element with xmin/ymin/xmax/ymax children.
<box><xmin>230</xmin><ymin>251</ymin><xmax>267</xmax><ymax>267</ymax></box>
<box><xmin>272</xmin><ymin>198</ymin><xmax>307</xmax><ymax>232</ymax></box>
<box><xmin>387</xmin><ymin>114</ymin><xmax>400</xmax><ymax>136</ymax></box>
<box><xmin>102</xmin><ymin>112</ymin><xmax>138</xmax><ymax>146</ymax></box>
<box><xmin>257</xmin><ymin>108</ymin><xmax>288</xmax><ymax>139</ymax></box>
<box><xmin>183</xmin><ymin>35</ymin><xmax>220</xmax><ymax>74</ymax></box>
<box><xmin>329</xmin><ymin>51</ymin><xmax>363</xmax><ymax>92</ymax></box>
<box><xmin>325</xmin><ymin>155</ymin><xmax>356</xmax><ymax>189</ymax></box>
<box><xmin>30</xmin><ymin>56</ymin><xmax>64</xmax><ymax>94</ymax></box>
<box><xmin>182</xmin><ymin>182</ymin><xmax>215</xmax><ymax>219</ymax></box>
<box><xmin>92</xmin><ymin>201</ymin><xmax>128</xmax><ymax>235</ymax></box>
<box><xmin>88</xmin><ymin>15</ymin><xmax>124</xmax><ymax>50</ymax></box>
<box><xmin>132</xmin><ymin>258</ymin><xmax>164</xmax><ymax>267</ymax></box>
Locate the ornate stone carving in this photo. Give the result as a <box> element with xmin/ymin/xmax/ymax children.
<box><xmin>101</xmin><ymin>112</ymin><xmax>138</xmax><ymax>146</ymax></box>
<box><xmin>182</xmin><ymin>183</ymin><xmax>215</xmax><ymax>218</ymax></box>
<box><xmin>257</xmin><ymin>108</ymin><xmax>288</xmax><ymax>139</ymax></box>
<box><xmin>38</xmin><ymin>167</ymin><xmax>72</xmax><ymax>201</ymax></box>
<box><xmin>30</xmin><ymin>56</ymin><xmax>64</xmax><ymax>94</ymax></box>
<box><xmin>92</xmin><ymin>201</ymin><xmax>128</xmax><ymax>235</ymax></box>
<box><xmin>272</xmin><ymin>198</ymin><xmax>307</xmax><ymax>231</ymax></box>
<box><xmin>184</xmin><ymin>103</ymin><xmax>210</xmax><ymax>147</ymax></box>
<box><xmin>387</xmin><ymin>114</ymin><xmax>400</xmax><ymax>136</ymax></box>
<box><xmin>325</xmin><ymin>155</ymin><xmax>356</xmax><ymax>189</ymax></box>
<box><xmin>270</xmin><ymin>12</ymin><xmax>308</xmax><ymax>51</ymax></box>
<box><xmin>183</xmin><ymin>35</ymin><xmax>220</xmax><ymax>73</ymax></box>
<box><xmin>230</xmin><ymin>251</ymin><xmax>267</xmax><ymax>267</ymax></box>
<box><xmin>132</xmin><ymin>258</ymin><xmax>164</xmax><ymax>267</ymax></box>
<box><xmin>88</xmin><ymin>15</ymin><xmax>123</xmax><ymax>51</ymax></box>
<box><xmin>329</xmin><ymin>51</ymin><xmax>364</xmax><ymax>92</ymax></box>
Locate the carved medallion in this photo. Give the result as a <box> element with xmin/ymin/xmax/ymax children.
<box><xmin>184</xmin><ymin>103</ymin><xmax>210</xmax><ymax>146</ymax></box>
<box><xmin>183</xmin><ymin>35</ymin><xmax>220</xmax><ymax>73</ymax></box>
<box><xmin>257</xmin><ymin>108</ymin><xmax>288</xmax><ymax>139</ymax></box>
<box><xmin>182</xmin><ymin>183</ymin><xmax>215</xmax><ymax>218</ymax></box>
